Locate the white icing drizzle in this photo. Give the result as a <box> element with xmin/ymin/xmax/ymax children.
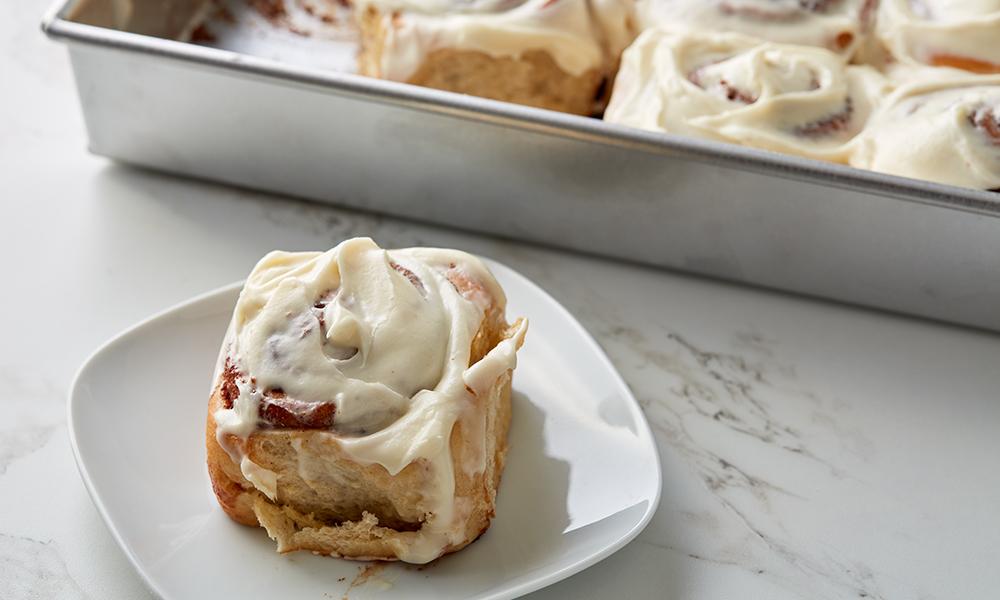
<box><xmin>850</xmin><ymin>75</ymin><xmax>1000</xmax><ymax>189</ymax></box>
<box><xmin>357</xmin><ymin>0</ymin><xmax>608</xmax><ymax>81</ymax></box>
<box><xmin>635</xmin><ymin>0</ymin><xmax>871</xmax><ymax>56</ymax></box>
<box><xmin>605</xmin><ymin>29</ymin><xmax>888</xmax><ymax>163</ymax></box>
<box><xmin>240</xmin><ymin>456</ymin><xmax>278</xmax><ymax>501</ymax></box>
<box><xmin>212</xmin><ymin>238</ymin><xmax>525</xmax><ymax>563</ymax></box>
<box><xmin>877</xmin><ymin>0</ymin><xmax>1000</xmax><ymax>72</ymax></box>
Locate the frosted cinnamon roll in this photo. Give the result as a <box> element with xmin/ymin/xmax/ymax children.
<box><xmin>206</xmin><ymin>237</ymin><xmax>527</xmax><ymax>563</ymax></box>
<box><xmin>876</xmin><ymin>1</ymin><xmax>1000</xmax><ymax>74</ymax></box>
<box><xmin>605</xmin><ymin>30</ymin><xmax>888</xmax><ymax>163</ymax></box>
<box><xmin>355</xmin><ymin>0</ymin><xmax>610</xmax><ymax>114</ymax></box>
<box><xmin>851</xmin><ymin>76</ymin><xmax>1000</xmax><ymax>189</ymax></box>
<box><xmin>635</xmin><ymin>0</ymin><xmax>874</xmax><ymax>57</ymax></box>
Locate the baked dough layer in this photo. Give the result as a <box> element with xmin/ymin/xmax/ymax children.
<box><xmin>206</xmin><ymin>361</ymin><xmax>515</xmax><ymax>559</ymax></box>
<box><xmin>358</xmin><ymin>5</ymin><xmax>605</xmax><ymax>114</ymax></box>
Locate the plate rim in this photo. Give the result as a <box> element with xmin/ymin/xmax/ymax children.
<box><xmin>68</xmin><ymin>258</ymin><xmax>662</xmax><ymax>600</ymax></box>
<box><xmin>68</xmin><ymin>280</ymin><xmax>246</xmax><ymax>600</ymax></box>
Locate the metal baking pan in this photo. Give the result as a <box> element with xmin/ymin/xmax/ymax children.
<box><xmin>43</xmin><ymin>0</ymin><xmax>1000</xmax><ymax>332</ymax></box>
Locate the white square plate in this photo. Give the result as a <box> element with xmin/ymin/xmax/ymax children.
<box><xmin>69</xmin><ymin>258</ymin><xmax>661</xmax><ymax>600</ymax></box>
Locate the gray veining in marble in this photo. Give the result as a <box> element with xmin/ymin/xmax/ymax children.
<box><xmin>1</xmin><ymin>534</ymin><xmax>88</xmax><ymax>600</ymax></box>
<box><xmin>2</xmin><ymin>368</ymin><xmax>65</xmax><ymax>476</ymax></box>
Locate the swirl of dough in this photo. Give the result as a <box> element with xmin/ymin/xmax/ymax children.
<box><xmin>877</xmin><ymin>0</ymin><xmax>1000</xmax><ymax>74</ymax></box>
<box><xmin>216</xmin><ymin>237</ymin><xmax>506</xmax><ymax>437</ymax></box>
<box><xmin>605</xmin><ymin>29</ymin><xmax>887</xmax><ymax>162</ymax></box>
<box><xmin>850</xmin><ymin>76</ymin><xmax>1000</xmax><ymax>189</ymax></box>
<box><xmin>635</xmin><ymin>0</ymin><xmax>874</xmax><ymax>56</ymax></box>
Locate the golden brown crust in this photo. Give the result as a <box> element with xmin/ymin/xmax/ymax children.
<box><xmin>357</xmin><ymin>5</ymin><xmax>604</xmax><ymax>115</ymax></box>
<box><xmin>206</xmin><ymin>406</ymin><xmax>258</xmax><ymax>526</ymax></box>
<box><xmin>357</xmin><ymin>5</ymin><xmax>388</xmax><ymax>80</ymax></box>
<box><xmin>205</xmin><ymin>289</ymin><xmax>520</xmax><ymax>561</ymax></box>
<box><xmin>408</xmin><ymin>50</ymin><xmax>604</xmax><ymax>116</ymax></box>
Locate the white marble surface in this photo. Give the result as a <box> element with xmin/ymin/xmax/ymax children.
<box><xmin>5</xmin><ymin>1</ymin><xmax>1000</xmax><ymax>598</ymax></box>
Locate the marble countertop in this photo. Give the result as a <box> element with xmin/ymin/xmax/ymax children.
<box><xmin>5</xmin><ymin>1</ymin><xmax>1000</xmax><ymax>598</ymax></box>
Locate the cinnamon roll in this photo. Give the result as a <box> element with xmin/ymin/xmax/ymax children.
<box><xmin>605</xmin><ymin>29</ymin><xmax>888</xmax><ymax>163</ymax></box>
<box><xmin>635</xmin><ymin>0</ymin><xmax>874</xmax><ymax>57</ymax></box>
<box><xmin>355</xmin><ymin>0</ymin><xmax>612</xmax><ymax>114</ymax></box>
<box><xmin>206</xmin><ymin>238</ymin><xmax>527</xmax><ymax>563</ymax></box>
<box><xmin>850</xmin><ymin>76</ymin><xmax>1000</xmax><ymax>189</ymax></box>
<box><xmin>876</xmin><ymin>1</ymin><xmax>1000</xmax><ymax>74</ymax></box>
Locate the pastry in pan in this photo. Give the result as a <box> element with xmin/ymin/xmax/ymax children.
<box><xmin>634</xmin><ymin>0</ymin><xmax>874</xmax><ymax>57</ymax></box>
<box><xmin>850</xmin><ymin>76</ymin><xmax>1000</xmax><ymax>189</ymax></box>
<box><xmin>876</xmin><ymin>0</ymin><xmax>1000</xmax><ymax>74</ymax></box>
<box><xmin>604</xmin><ymin>29</ymin><xmax>888</xmax><ymax>163</ymax></box>
<box><xmin>354</xmin><ymin>0</ymin><xmax>628</xmax><ymax>114</ymax></box>
<box><xmin>206</xmin><ymin>237</ymin><xmax>527</xmax><ymax>563</ymax></box>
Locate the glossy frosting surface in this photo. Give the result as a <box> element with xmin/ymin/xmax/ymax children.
<box><xmin>877</xmin><ymin>0</ymin><xmax>1000</xmax><ymax>72</ymax></box>
<box><xmin>606</xmin><ymin>29</ymin><xmax>887</xmax><ymax>162</ymax></box>
<box><xmin>635</xmin><ymin>0</ymin><xmax>870</xmax><ymax>55</ymax></box>
<box><xmin>851</xmin><ymin>76</ymin><xmax>1000</xmax><ymax>188</ymax></box>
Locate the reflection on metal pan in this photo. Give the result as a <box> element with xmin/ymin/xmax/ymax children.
<box><xmin>43</xmin><ymin>0</ymin><xmax>1000</xmax><ymax>332</ymax></box>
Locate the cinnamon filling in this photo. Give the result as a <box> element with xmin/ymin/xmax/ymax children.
<box><xmin>970</xmin><ymin>106</ymin><xmax>1000</xmax><ymax>146</ymax></box>
<box><xmin>189</xmin><ymin>24</ymin><xmax>216</xmax><ymax>43</ymax></box>
<box><xmin>259</xmin><ymin>390</ymin><xmax>337</xmax><ymax>429</ymax></box>
<box><xmin>390</xmin><ymin>260</ymin><xmax>426</xmax><ymax>294</ymax></box>
<box><xmin>220</xmin><ymin>359</ymin><xmax>241</xmax><ymax>410</ymax></box>
<box><xmin>249</xmin><ymin>0</ymin><xmax>287</xmax><ymax>22</ymax></box>
<box><xmin>688</xmin><ymin>69</ymin><xmax>758</xmax><ymax>104</ymax></box>
<box><xmin>795</xmin><ymin>97</ymin><xmax>853</xmax><ymax>137</ymax></box>
<box><xmin>833</xmin><ymin>31</ymin><xmax>854</xmax><ymax>50</ymax></box>
<box><xmin>219</xmin><ymin>359</ymin><xmax>338</xmax><ymax>429</ymax></box>
<box><xmin>930</xmin><ymin>54</ymin><xmax>1000</xmax><ymax>75</ymax></box>
<box><xmin>302</xmin><ymin>2</ymin><xmax>337</xmax><ymax>24</ymax></box>
<box><xmin>443</xmin><ymin>262</ymin><xmax>491</xmax><ymax>302</ymax></box>
<box><xmin>312</xmin><ymin>289</ymin><xmax>335</xmax><ymax>310</ymax></box>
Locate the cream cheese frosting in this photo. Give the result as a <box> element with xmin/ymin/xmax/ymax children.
<box><xmin>876</xmin><ymin>0</ymin><xmax>1000</xmax><ymax>73</ymax></box>
<box><xmin>635</xmin><ymin>0</ymin><xmax>872</xmax><ymax>56</ymax></box>
<box><xmin>213</xmin><ymin>237</ymin><xmax>527</xmax><ymax>563</ymax></box>
<box><xmin>850</xmin><ymin>76</ymin><xmax>1000</xmax><ymax>189</ymax></box>
<box><xmin>359</xmin><ymin>0</ymin><xmax>606</xmax><ymax>81</ymax></box>
<box><xmin>590</xmin><ymin>0</ymin><xmax>640</xmax><ymax>60</ymax></box>
<box><xmin>605</xmin><ymin>29</ymin><xmax>888</xmax><ymax>162</ymax></box>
